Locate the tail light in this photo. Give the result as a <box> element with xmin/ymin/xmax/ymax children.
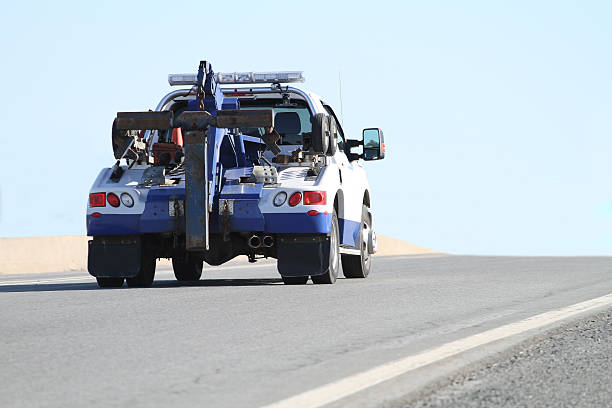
<box><xmin>107</xmin><ymin>193</ymin><xmax>120</xmax><ymax>207</ymax></box>
<box><xmin>288</xmin><ymin>192</ymin><xmax>302</xmax><ymax>207</ymax></box>
<box><xmin>304</xmin><ymin>191</ymin><xmax>326</xmax><ymax>205</ymax></box>
<box><xmin>89</xmin><ymin>193</ymin><xmax>106</xmax><ymax>207</ymax></box>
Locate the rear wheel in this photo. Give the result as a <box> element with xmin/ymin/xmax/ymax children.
<box><xmin>342</xmin><ymin>205</ymin><xmax>372</xmax><ymax>279</ymax></box>
<box><xmin>126</xmin><ymin>242</ymin><xmax>156</xmax><ymax>287</ymax></box>
<box><xmin>282</xmin><ymin>276</ymin><xmax>309</xmax><ymax>285</ymax></box>
<box><xmin>172</xmin><ymin>252</ymin><xmax>203</xmax><ymax>282</ymax></box>
<box><xmin>312</xmin><ymin>211</ymin><xmax>340</xmax><ymax>284</ymax></box>
<box><xmin>96</xmin><ymin>277</ymin><xmax>124</xmax><ymax>288</ymax></box>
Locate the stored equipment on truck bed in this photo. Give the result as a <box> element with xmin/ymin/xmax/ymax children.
<box><xmin>86</xmin><ymin>60</ymin><xmax>385</xmax><ymax>287</ymax></box>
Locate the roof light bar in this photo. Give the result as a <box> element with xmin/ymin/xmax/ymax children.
<box><xmin>221</xmin><ymin>71</ymin><xmax>305</xmax><ymax>84</ymax></box>
<box><xmin>168</xmin><ymin>74</ymin><xmax>198</xmax><ymax>86</ymax></box>
<box><xmin>168</xmin><ymin>71</ymin><xmax>304</xmax><ymax>86</ymax></box>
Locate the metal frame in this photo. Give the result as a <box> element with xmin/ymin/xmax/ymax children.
<box><xmin>219</xmin><ymin>86</ymin><xmax>316</xmax><ymax>113</ymax></box>
<box><xmin>153</xmin><ymin>85</ymin><xmax>315</xmax><ymax>114</ymax></box>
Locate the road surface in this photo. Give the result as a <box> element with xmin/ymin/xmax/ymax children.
<box><xmin>1</xmin><ymin>255</ymin><xmax>611</xmax><ymax>407</ymax></box>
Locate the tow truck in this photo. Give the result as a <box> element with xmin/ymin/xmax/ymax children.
<box><xmin>86</xmin><ymin>61</ymin><xmax>385</xmax><ymax>287</ymax></box>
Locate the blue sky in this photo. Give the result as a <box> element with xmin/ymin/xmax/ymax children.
<box><xmin>1</xmin><ymin>1</ymin><xmax>611</xmax><ymax>255</ymax></box>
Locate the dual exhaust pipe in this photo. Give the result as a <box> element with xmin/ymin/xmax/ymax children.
<box><xmin>248</xmin><ymin>235</ymin><xmax>274</xmax><ymax>249</ymax></box>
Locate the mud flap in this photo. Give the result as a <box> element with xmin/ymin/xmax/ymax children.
<box><xmin>276</xmin><ymin>235</ymin><xmax>330</xmax><ymax>277</ymax></box>
<box><xmin>88</xmin><ymin>236</ymin><xmax>142</xmax><ymax>278</ymax></box>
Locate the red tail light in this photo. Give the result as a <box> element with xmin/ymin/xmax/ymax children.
<box><xmin>307</xmin><ymin>210</ymin><xmax>319</xmax><ymax>216</ymax></box>
<box><xmin>107</xmin><ymin>193</ymin><xmax>120</xmax><ymax>207</ymax></box>
<box><xmin>304</xmin><ymin>191</ymin><xmax>326</xmax><ymax>205</ymax></box>
<box><xmin>288</xmin><ymin>192</ymin><xmax>302</xmax><ymax>207</ymax></box>
<box><xmin>89</xmin><ymin>193</ymin><xmax>106</xmax><ymax>207</ymax></box>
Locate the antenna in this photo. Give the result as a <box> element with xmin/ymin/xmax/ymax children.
<box><xmin>338</xmin><ymin>71</ymin><xmax>344</xmax><ymax>128</ymax></box>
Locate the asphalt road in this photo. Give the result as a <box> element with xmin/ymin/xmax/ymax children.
<box><xmin>2</xmin><ymin>255</ymin><xmax>612</xmax><ymax>408</ymax></box>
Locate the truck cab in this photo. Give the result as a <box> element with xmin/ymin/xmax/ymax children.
<box><xmin>87</xmin><ymin>62</ymin><xmax>385</xmax><ymax>287</ymax></box>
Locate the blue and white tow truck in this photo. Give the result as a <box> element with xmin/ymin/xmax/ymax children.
<box><xmin>86</xmin><ymin>61</ymin><xmax>385</xmax><ymax>287</ymax></box>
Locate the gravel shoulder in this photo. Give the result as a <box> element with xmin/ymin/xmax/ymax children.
<box><xmin>406</xmin><ymin>308</ymin><xmax>612</xmax><ymax>408</ymax></box>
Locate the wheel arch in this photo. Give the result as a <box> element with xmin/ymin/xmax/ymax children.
<box><xmin>363</xmin><ymin>190</ymin><xmax>371</xmax><ymax>208</ymax></box>
<box><xmin>334</xmin><ymin>188</ymin><xmax>345</xmax><ymax>218</ymax></box>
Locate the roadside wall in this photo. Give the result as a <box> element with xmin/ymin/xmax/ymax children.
<box><xmin>0</xmin><ymin>235</ymin><xmax>441</xmax><ymax>275</ymax></box>
<box><xmin>1</xmin><ymin>236</ymin><xmax>90</xmax><ymax>275</ymax></box>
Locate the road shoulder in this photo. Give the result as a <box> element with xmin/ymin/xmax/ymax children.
<box><xmin>394</xmin><ymin>308</ymin><xmax>612</xmax><ymax>408</ymax></box>
<box><xmin>323</xmin><ymin>305</ymin><xmax>612</xmax><ymax>408</ymax></box>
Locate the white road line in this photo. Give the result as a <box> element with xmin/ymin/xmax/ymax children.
<box><xmin>0</xmin><ymin>262</ymin><xmax>278</xmax><ymax>286</ymax></box>
<box><xmin>0</xmin><ymin>277</ymin><xmax>94</xmax><ymax>286</ymax></box>
<box><xmin>262</xmin><ymin>293</ymin><xmax>612</xmax><ymax>408</ymax></box>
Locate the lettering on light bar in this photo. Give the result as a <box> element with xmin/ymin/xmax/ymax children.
<box><xmin>168</xmin><ymin>71</ymin><xmax>305</xmax><ymax>86</ymax></box>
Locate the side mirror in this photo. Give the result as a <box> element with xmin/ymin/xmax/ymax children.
<box><xmin>362</xmin><ymin>128</ymin><xmax>385</xmax><ymax>161</ymax></box>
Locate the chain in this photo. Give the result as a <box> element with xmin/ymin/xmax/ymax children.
<box><xmin>196</xmin><ymin>61</ymin><xmax>205</xmax><ymax>111</ymax></box>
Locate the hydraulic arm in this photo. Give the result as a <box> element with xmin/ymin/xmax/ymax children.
<box><xmin>113</xmin><ymin>61</ymin><xmax>275</xmax><ymax>251</ymax></box>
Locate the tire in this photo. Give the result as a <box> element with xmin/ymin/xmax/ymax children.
<box><xmin>96</xmin><ymin>277</ymin><xmax>124</xmax><ymax>288</ymax></box>
<box><xmin>172</xmin><ymin>252</ymin><xmax>203</xmax><ymax>282</ymax></box>
<box><xmin>342</xmin><ymin>205</ymin><xmax>372</xmax><ymax>279</ymax></box>
<box><xmin>311</xmin><ymin>113</ymin><xmax>329</xmax><ymax>154</ymax></box>
<box><xmin>282</xmin><ymin>276</ymin><xmax>309</xmax><ymax>285</ymax></box>
<box><xmin>312</xmin><ymin>211</ymin><xmax>340</xmax><ymax>284</ymax></box>
<box><xmin>126</xmin><ymin>242</ymin><xmax>156</xmax><ymax>287</ymax></box>
<box><xmin>327</xmin><ymin>116</ymin><xmax>338</xmax><ymax>156</ymax></box>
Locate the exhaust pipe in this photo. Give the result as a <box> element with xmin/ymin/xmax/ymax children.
<box><xmin>248</xmin><ymin>235</ymin><xmax>262</xmax><ymax>249</ymax></box>
<box><xmin>262</xmin><ymin>235</ymin><xmax>274</xmax><ymax>248</ymax></box>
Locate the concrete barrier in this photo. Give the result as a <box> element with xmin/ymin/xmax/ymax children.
<box><xmin>0</xmin><ymin>236</ymin><xmax>90</xmax><ymax>275</ymax></box>
<box><xmin>0</xmin><ymin>235</ymin><xmax>441</xmax><ymax>275</ymax></box>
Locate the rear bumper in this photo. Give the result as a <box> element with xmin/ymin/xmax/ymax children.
<box><xmin>263</xmin><ymin>213</ymin><xmax>331</xmax><ymax>233</ymax></box>
<box><xmin>87</xmin><ymin>211</ymin><xmax>333</xmax><ymax>236</ymax></box>
<box><xmin>87</xmin><ymin>214</ymin><xmax>141</xmax><ymax>235</ymax></box>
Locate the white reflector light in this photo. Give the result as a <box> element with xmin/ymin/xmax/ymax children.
<box><xmin>120</xmin><ymin>193</ymin><xmax>134</xmax><ymax>208</ymax></box>
<box><xmin>168</xmin><ymin>71</ymin><xmax>305</xmax><ymax>86</ymax></box>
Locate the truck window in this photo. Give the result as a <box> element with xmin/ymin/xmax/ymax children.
<box><xmin>240</xmin><ymin>104</ymin><xmax>312</xmax><ymax>146</ymax></box>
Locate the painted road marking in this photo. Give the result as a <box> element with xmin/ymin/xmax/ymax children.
<box><xmin>0</xmin><ymin>277</ymin><xmax>285</xmax><ymax>287</ymax></box>
<box><xmin>0</xmin><ymin>262</ymin><xmax>279</xmax><ymax>287</ymax></box>
<box><xmin>0</xmin><ymin>276</ymin><xmax>94</xmax><ymax>286</ymax></box>
<box><xmin>262</xmin><ymin>293</ymin><xmax>612</xmax><ymax>408</ymax></box>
